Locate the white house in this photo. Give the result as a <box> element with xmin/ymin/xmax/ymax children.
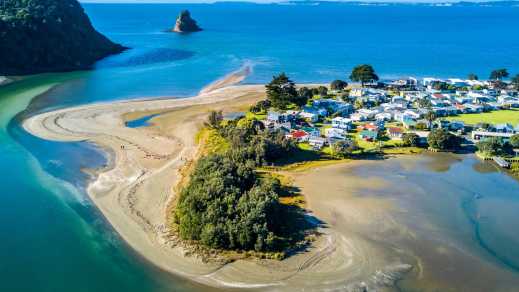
<box><xmin>299</xmin><ymin>111</ymin><xmax>319</xmax><ymax>122</ymax></box>
<box><xmin>350</xmin><ymin>113</ymin><xmax>366</xmax><ymax>122</ymax></box>
<box><xmin>325</xmin><ymin>128</ymin><xmax>346</xmax><ymax>139</ymax></box>
<box><xmin>331</xmin><ymin>117</ymin><xmax>353</xmax><ymax>130</ymax></box>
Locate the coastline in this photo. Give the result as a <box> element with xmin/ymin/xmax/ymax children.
<box><xmin>22</xmin><ymin>72</ymin><xmax>412</xmax><ymax>290</ymax></box>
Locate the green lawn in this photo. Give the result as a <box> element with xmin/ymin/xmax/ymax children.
<box><xmin>445</xmin><ymin>109</ymin><xmax>519</xmax><ymax>125</ymax></box>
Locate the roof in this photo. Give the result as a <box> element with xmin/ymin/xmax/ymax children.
<box><xmin>388</xmin><ymin>127</ymin><xmax>403</xmax><ymax>133</ymax></box>
<box><xmin>290</xmin><ymin>130</ymin><xmax>308</xmax><ymax>138</ymax></box>
<box><xmin>359</xmin><ymin>130</ymin><xmax>378</xmax><ymax>138</ymax></box>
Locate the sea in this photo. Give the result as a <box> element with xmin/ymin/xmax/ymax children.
<box><xmin>1</xmin><ymin>2</ymin><xmax>519</xmax><ymax>291</ymax></box>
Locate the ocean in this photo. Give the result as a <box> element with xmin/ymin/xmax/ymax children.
<box><xmin>1</xmin><ymin>2</ymin><xmax>519</xmax><ymax>291</ymax></box>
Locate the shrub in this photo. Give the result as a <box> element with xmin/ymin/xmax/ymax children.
<box><xmin>402</xmin><ymin>133</ymin><xmax>420</xmax><ymax>147</ymax></box>
<box><xmin>427</xmin><ymin>129</ymin><xmax>461</xmax><ymax>150</ymax></box>
<box><xmin>331</xmin><ymin>140</ymin><xmax>359</xmax><ymax>158</ymax></box>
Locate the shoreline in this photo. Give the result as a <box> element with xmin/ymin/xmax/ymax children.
<box><xmin>22</xmin><ymin>72</ymin><xmax>411</xmax><ymax>290</ymax></box>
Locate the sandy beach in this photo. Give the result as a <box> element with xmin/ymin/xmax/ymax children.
<box><xmin>22</xmin><ymin>70</ymin><xmax>411</xmax><ymax>291</ymax></box>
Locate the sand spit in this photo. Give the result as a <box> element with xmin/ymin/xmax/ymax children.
<box><xmin>23</xmin><ymin>72</ymin><xmax>410</xmax><ymax>291</ymax></box>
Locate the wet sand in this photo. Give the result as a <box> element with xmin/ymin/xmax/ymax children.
<box><xmin>295</xmin><ymin>154</ymin><xmax>519</xmax><ymax>292</ymax></box>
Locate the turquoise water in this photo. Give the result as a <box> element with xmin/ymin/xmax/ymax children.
<box><xmin>1</xmin><ymin>2</ymin><xmax>519</xmax><ymax>291</ymax></box>
<box><xmin>125</xmin><ymin>114</ymin><xmax>161</xmax><ymax>128</ymax></box>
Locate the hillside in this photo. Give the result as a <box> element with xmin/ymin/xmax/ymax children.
<box><xmin>0</xmin><ymin>0</ymin><xmax>126</xmax><ymax>75</ymax></box>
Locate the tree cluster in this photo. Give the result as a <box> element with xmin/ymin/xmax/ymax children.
<box><xmin>349</xmin><ymin>64</ymin><xmax>379</xmax><ymax>86</ymax></box>
<box><xmin>330</xmin><ymin>80</ymin><xmax>348</xmax><ymax>91</ymax></box>
<box><xmin>0</xmin><ymin>0</ymin><xmax>125</xmax><ymax>75</ymax></box>
<box><xmin>266</xmin><ymin>73</ymin><xmax>307</xmax><ymax>109</ymax></box>
<box><xmin>427</xmin><ymin>129</ymin><xmax>461</xmax><ymax>150</ymax></box>
<box><xmin>174</xmin><ymin>113</ymin><xmax>299</xmax><ymax>252</ymax></box>
<box><xmin>402</xmin><ymin>133</ymin><xmax>421</xmax><ymax>147</ymax></box>
<box><xmin>217</xmin><ymin>117</ymin><xmax>296</xmax><ymax>166</ymax></box>
<box><xmin>331</xmin><ymin>140</ymin><xmax>359</xmax><ymax>158</ymax></box>
<box><xmin>175</xmin><ymin>153</ymin><xmax>284</xmax><ymax>251</ymax></box>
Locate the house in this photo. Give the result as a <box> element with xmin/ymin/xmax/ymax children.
<box><xmin>350</xmin><ymin>113</ymin><xmax>366</xmax><ymax>122</ymax></box>
<box><xmin>402</xmin><ymin>117</ymin><xmax>417</xmax><ymax>129</ymax></box>
<box><xmin>272</xmin><ymin>121</ymin><xmax>292</xmax><ymax>131</ymax></box>
<box><xmin>375</xmin><ymin>112</ymin><xmax>392</xmax><ymax>122</ymax></box>
<box><xmin>449</xmin><ymin>120</ymin><xmax>465</xmax><ymax>131</ymax></box>
<box><xmin>308</xmin><ymin>137</ymin><xmax>326</xmax><ymax>150</ymax></box>
<box><xmin>301</xmin><ymin>127</ymin><xmax>321</xmax><ymax>137</ymax></box>
<box><xmin>357</xmin><ymin>122</ymin><xmax>381</xmax><ymax>132</ymax></box>
<box><xmin>434</xmin><ymin>120</ymin><xmax>451</xmax><ymax>129</ymax></box>
<box><xmin>359</xmin><ymin>130</ymin><xmax>378</xmax><ymax>141</ymax></box>
<box><xmin>313</xmin><ymin>99</ymin><xmax>353</xmax><ymax>116</ymax></box>
<box><xmin>387</xmin><ymin>127</ymin><xmax>404</xmax><ymax>139</ymax></box>
<box><xmin>493</xmin><ymin>123</ymin><xmax>515</xmax><ymax>133</ymax></box>
<box><xmin>325</xmin><ymin>128</ymin><xmax>346</xmax><ymax>139</ymax></box>
<box><xmin>471</xmin><ymin>131</ymin><xmax>514</xmax><ymax>141</ymax></box>
<box><xmin>357</xmin><ymin>108</ymin><xmax>380</xmax><ymax>119</ymax></box>
<box><xmin>299</xmin><ymin>111</ymin><xmax>319</xmax><ymax>122</ymax></box>
<box><xmin>350</xmin><ymin>88</ymin><xmax>368</xmax><ymax>98</ymax></box>
<box><xmin>408</xmin><ymin>130</ymin><xmax>429</xmax><ymax>145</ymax></box>
<box><xmin>331</xmin><ymin>117</ymin><xmax>353</xmax><ymax>130</ymax></box>
<box><xmin>267</xmin><ymin>111</ymin><xmax>281</xmax><ymax>122</ymax></box>
<box><xmin>404</xmin><ymin>109</ymin><xmax>422</xmax><ymax>119</ymax></box>
<box><xmin>302</xmin><ymin>105</ymin><xmax>328</xmax><ymax>117</ymax></box>
<box><xmin>286</xmin><ymin>130</ymin><xmax>309</xmax><ymax>142</ymax></box>
<box><xmin>328</xmin><ymin>136</ymin><xmax>348</xmax><ymax>146</ymax></box>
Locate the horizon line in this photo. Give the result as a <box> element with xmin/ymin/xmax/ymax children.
<box><xmin>78</xmin><ymin>0</ymin><xmax>518</xmax><ymax>4</ymax></box>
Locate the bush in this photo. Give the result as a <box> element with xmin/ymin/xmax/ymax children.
<box><xmin>510</xmin><ymin>134</ymin><xmax>519</xmax><ymax>148</ymax></box>
<box><xmin>331</xmin><ymin>140</ymin><xmax>359</xmax><ymax>158</ymax></box>
<box><xmin>402</xmin><ymin>133</ymin><xmax>420</xmax><ymax>147</ymax></box>
<box><xmin>427</xmin><ymin>129</ymin><xmax>461</xmax><ymax>150</ymax></box>
<box><xmin>330</xmin><ymin>80</ymin><xmax>348</xmax><ymax>91</ymax></box>
<box><xmin>218</xmin><ymin>118</ymin><xmax>296</xmax><ymax>166</ymax></box>
<box><xmin>476</xmin><ymin>137</ymin><xmax>502</xmax><ymax>156</ymax></box>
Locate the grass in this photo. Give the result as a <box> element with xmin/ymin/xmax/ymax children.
<box><xmin>195</xmin><ymin>128</ymin><xmax>230</xmax><ymax>154</ymax></box>
<box><xmin>245</xmin><ymin>111</ymin><xmax>266</xmax><ymax>120</ymax></box>
<box><xmin>445</xmin><ymin>109</ymin><xmax>519</xmax><ymax>125</ymax></box>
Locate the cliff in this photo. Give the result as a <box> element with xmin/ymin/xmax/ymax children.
<box><xmin>0</xmin><ymin>0</ymin><xmax>126</xmax><ymax>75</ymax></box>
<box><xmin>172</xmin><ymin>10</ymin><xmax>202</xmax><ymax>33</ymax></box>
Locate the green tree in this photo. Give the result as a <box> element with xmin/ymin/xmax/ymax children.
<box><xmin>330</xmin><ymin>80</ymin><xmax>348</xmax><ymax>91</ymax></box>
<box><xmin>489</xmin><ymin>68</ymin><xmax>509</xmax><ymax>81</ymax></box>
<box><xmin>424</xmin><ymin>111</ymin><xmax>436</xmax><ymax>130</ymax></box>
<box><xmin>317</xmin><ymin>86</ymin><xmax>328</xmax><ymax>97</ymax></box>
<box><xmin>331</xmin><ymin>140</ymin><xmax>359</xmax><ymax>158</ymax></box>
<box><xmin>510</xmin><ymin>134</ymin><xmax>519</xmax><ymax>148</ymax></box>
<box><xmin>427</xmin><ymin>129</ymin><xmax>461</xmax><ymax>150</ymax></box>
<box><xmin>467</xmin><ymin>73</ymin><xmax>478</xmax><ymax>81</ymax></box>
<box><xmin>476</xmin><ymin>137</ymin><xmax>503</xmax><ymax>156</ymax></box>
<box><xmin>354</xmin><ymin>99</ymin><xmax>365</xmax><ymax>110</ymax></box>
<box><xmin>415</xmin><ymin>98</ymin><xmax>432</xmax><ymax>109</ymax></box>
<box><xmin>402</xmin><ymin>133</ymin><xmax>420</xmax><ymax>147</ymax></box>
<box><xmin>265</xmin><ymin>73</ymin><xmax>298</xmax><ymax>110</ymax></box>
<box><xmin>175</xmin><ymin>153</ymin><xmax>284</xmax><ymax>252</ymax></box>
<box><xmin>511</xmin><ymin>74</ymin><xmax>519</xmax><ymax>90</ymax></box>
<box><xmin>205</xmin><ymin>110</ymin><xmax>223</xmax><ymax>129</ymax></box>
<box><xmin>292</xmin><ymin>93</ymin><xmax>309</xmax><ymax>108</ymax></box>
<box><xmin>349</xmin><ymin>64</ymin><xmax>379</xmax><ymax>86</ymax></box>
<box><xmin>298</xmin><ymin>87</ymin><xmax>313</xmax><ymax>100</ymax></box>
<box><xmin>249</xmin><ymin>100</ymin><xmax>271</xmax><ymax>113</ymax></box>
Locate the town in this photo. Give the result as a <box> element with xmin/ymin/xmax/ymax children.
<box><xmin>244</xmin><ymin>65</ymin><xmax>519</xmax><ymax>169</ymax></box>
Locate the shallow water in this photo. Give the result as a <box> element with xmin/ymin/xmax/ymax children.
<box><xmin>300</xmin><ymin>154</ymin><xmax>519</xmax><ymax>292</ymax></box>
<box><xmin>2</xmin><ymin>2</ymin><xmax>519</xmax><ymax>291</ymax></box>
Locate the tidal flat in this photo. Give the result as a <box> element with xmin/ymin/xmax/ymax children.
<box><xmin>293</xmin><ymin>153</ymin><xmax>519</xmax><ymax>291</ymax></box>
